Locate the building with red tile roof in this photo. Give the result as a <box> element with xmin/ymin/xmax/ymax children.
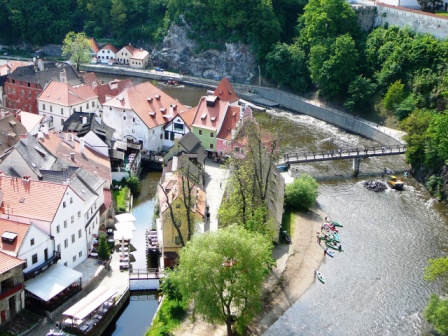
<box><xmin>0</xmin><ymin>250</ymin><xmax>25</xmax><ymax>323</ymax></box>
<box><xmin>0</xmin><ymin>175</ymin><xmax>86</xmax><ymax>268</ymax></box>
<box><xmin>213</xmin><ymin>77</ymin><xmax>239</xmax><ymax>104</ymax></box>
<box><xmin>89</xmin><ymin>38</ymin><xmax>100</xmax><ymax>55</ymax></box>
<box><xmin>37</xmin><ymin>81</ymin><xmax>100</xmax><ymax>132</ymax></box>
<box><xmin>102</xmin><ymin>81</ymin><xmax>188</xmax><ymax>153</ymax></box>
<box><xmin>93</xmin><ymin>79</ymin><xmax>134</xmax><ymax>105</ymax></box>
<box><xmin>97</xmin><ymin>44</ymin><xmax>119</xmax><ymax>64</ymax></box>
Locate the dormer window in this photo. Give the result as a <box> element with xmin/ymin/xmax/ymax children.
<box><xmin>2</xmin><ymin>232</ymin><xmax>17</xmax><ymax>244</ymax></box>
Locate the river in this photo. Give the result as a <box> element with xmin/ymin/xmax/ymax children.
<box><xmin>94</xmin><ymin>73</ymin><xmax>448</xmax><ymax>335</ymax></box>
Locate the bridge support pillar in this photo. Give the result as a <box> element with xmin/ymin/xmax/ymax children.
<box><xmin>352</xmin><ymin>158</ymin><xmax>360</xmax><ymax>177</ymax></box>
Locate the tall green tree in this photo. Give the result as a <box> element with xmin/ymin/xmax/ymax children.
<box><xmin>417</xmin><ymin>0</ymin><xmax>443</xmax><ymax>13</ymax></box>
<box><xmin>383</xmin><ymin>80</ymin><xmax>406</xmax><ymax>112</ymax></box>
<box><xmin>172</xmin><ymin>225</ymin><xmax>274</xmax><ymax>336</ymax></box>
<box><xmin>424</xmin><ymin>111</ymin><xmax>448</xmax><ymax>168</ymax></box>
<box><xmin>285</xmin><ymin>174</ymin><xmax>318</xmax><ymax>210</ymax></box>
<box><xmin>401</xmin><ymin>108</ymin><xmax>433</xmax><ymax>165</ymax></box>
<box><xmin>97</xmin><ymin>234</ymin><xmax>110</xmax><ymax>261</ymax></box>
<box><xmin>309</xmin><ymin>34</ymin><xmax>359</xmax><ymax>98</ymax></box>
<box><xmin>62</xmin><ymin>31</ymin><xmax>91</xmax><ymax>71</ymax></box>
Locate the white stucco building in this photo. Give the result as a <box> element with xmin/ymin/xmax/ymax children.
<box><xmin>37</xmin><ymin>81</ymin><xmax>100</xmax><ymax>132</ymax></box>
<box><xmin>0</xmin><ymin>176</ymin><xmax>86</xmax><ymax>268</ymax></box>
<box><xmin>102</xmin><ymin>81</ymin><xmax>189</xmax><ymax>153</ymax></box>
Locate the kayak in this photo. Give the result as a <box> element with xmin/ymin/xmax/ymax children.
<box><xmin>326</xmin><ymin>241</ymin><xmax>344</xmax><ymax>251</ymax></box>
<box><xmin>332</xmin><ymin>232</ymin><xmax>340</xmax><ymax>242</ymax></box>
<box><xmin>331</xmin><ymin>221</ymin><xmax>343</xmax><ymax>228</ymax></box>
<box><xmin>327</xmin><ymin>250</ymin><xmax>334</xmax><ymax>258</ymax></box>
<box><xmin>315</xmin><ymin>271</ymin><xmax>326</xmax><ymax>283</ymax></box>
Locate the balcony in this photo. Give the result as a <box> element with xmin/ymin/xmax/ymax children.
<box><xmin>24</xmin><ymin>251</ymin><xmax>61</xmax><ymax>281</ymax></box>
<box><xmin>0</xmin><ymin>283</ymin><xmax>23</xmax><ymax>301</ymax></box>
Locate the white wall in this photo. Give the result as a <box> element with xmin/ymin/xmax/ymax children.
<box><xmin>97</xmin><ymin>49</ymin><xmax>117</xmax><ymax>62</ymax></box>
<box><xmin>19</xmin><ymin>225</ymin><xmax>53</xmax><ymax>273</ymax></box>
<box><xmin>162</xmin><ymin>116</ymin><xmax>190</xmax><ymax>151</ymax></box>
<box><xmin>50</xmin><ymin>188</ymin><xmax>86</xmax><ymax>268</ymax></box>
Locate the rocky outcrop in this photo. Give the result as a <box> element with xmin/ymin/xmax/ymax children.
<box><xmin>150</xmin><ymin>23</ymin><xmax>257</xmax><ymax>84</ymax></box>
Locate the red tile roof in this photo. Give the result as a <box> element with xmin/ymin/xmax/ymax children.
<box><xmin>178</xmin><ymin>107</ymin><xmax>196</xmax><ymax>127</ymax></box>
<box><xmin>131</xmin><ymin>49</ymin><xmax>149</xmax><ymax>60</ymax></box>
<box><xmin>217</xmin><ymin>106</ymin><xmax>240</xmax><ymax>140</ymax></box>
<box><xmin>0</xmin><ymin>61</ymin><xmax>30</xmax><ymax>76</ymax></box>
<box><xmin>0</xmin><ymin>219</ymin><xmax>30</xmax><ymax>256</ymax></box>
<box><xmin>191</xmin><ymin>96</ymin><xmax>229</xmax><ymax>131</ymax></box>
<box><xmin>213</xmin><ymin>78</ymin><xmax>239</xmax><ymax>103</ymax></box>
<box><xmin>104</xmin><ymin>82</ymin><xmax>189</xmax><ymax>129</ymax></box>
<box><xmin>0</xmin><ymin>250</ymin><xmax>25</xmax><ymax>273</ymax></box>
<box><xmin>94</xmin><ymin>79</ymin><xmax>134</xmax><ymax>105</ymax></box>
<box><xmin>0</xmin><ymin>176</ymin><xmax>68</xmax><ymax>222</ymax></box>
<box><xmin>38</xmin><ymin>132</ymin><xmax>112</xmax><ymax>183</ymax></box>
<box><xmin>101</xmin><ymin>44</ymin><xmax>119</xmax><ymax>54</ymax></box>
<box><xmin>82</xmin><ymin>72</ymin><xmax>99</xmax><ymax>87</ymax></box>
<box><xmin>89</xmin><ymin>38</ymin><xmax>100</xmax><ymax>54</ymax></box>
<box><xmin>38</xmin><ymin>81</ymin><xmax>97</xmax><ymax>106</ymax></box>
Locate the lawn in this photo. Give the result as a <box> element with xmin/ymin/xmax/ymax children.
<box><xmin>112</xmin><ymin>186</ymin><xmax>130</xmax><ymax>212</ymax></box>
<box><xmin>435</xmin><ymin>10</ymin><xmax>448</xmax><ymax>16</ymax></box>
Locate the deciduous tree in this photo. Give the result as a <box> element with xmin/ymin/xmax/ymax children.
<box><xmin>172</xmin><ymin>225</ymin><xmax>274</xmax><ymax>336</ymax></box>
<box><xmin>61</xmin><ymin>31</ymin><xmax>91</xmax><ymax>71</ymax></box>
<box><xmin>285</xmin><ymin>174</ymin><xmax>318</xmax><ymax>210</ymax></box>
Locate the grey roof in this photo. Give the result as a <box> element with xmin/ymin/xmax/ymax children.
<box><xmin>62</xmin><ymin>112</ymin><xmax>115</xmax><ymax>147</ymax></box>
<box><xmin>8</xmin><ymin>62</ymin><xmax>82</xmax><ymax>87</ymax></box>
<box><xmin>9</xmin><ymin>134</ymin><xmax>57</xmax><ymax>177</ymax></box>
<box><xmin>40</xmin><ymin>167</ymin><xmax>78</xmax><ymax>184</ymax></box>
<box><xmin>69</xmin><ymin>174</ymin><xmax>98</xmax><ymax>207</ymax></box>
<box><xmin>76</xmin><ymin>168</ymin><xmax>105</xmax><ymax>192</ymax></box>
<box><xmin>178</xmin><ymin>132</ymin><xmax>203</xmax><ymax>154</ymax></box>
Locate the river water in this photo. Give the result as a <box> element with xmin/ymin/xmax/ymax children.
<box><xmin>93</xmin><ymin>73</ymin><xmax>448</xmax><ymax>335</ymax></box>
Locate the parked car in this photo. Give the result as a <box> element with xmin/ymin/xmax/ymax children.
<box><xmin>155</xmin><ymin>67</ymin><xmax>164</xmax><ymax>72</ymax></box>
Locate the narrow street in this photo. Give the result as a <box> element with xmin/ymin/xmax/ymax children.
<box><xmin>203</xmin><ymin>159</ymin><xmax>229</xmax><ymax>232</ymax></box>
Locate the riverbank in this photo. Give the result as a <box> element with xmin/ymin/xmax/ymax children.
<box><xmin>173</xmin><ymin>207</ymin><xmax>326</xmax><ymax>336</ymax></box>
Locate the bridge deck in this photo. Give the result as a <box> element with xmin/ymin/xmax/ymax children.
<box><xmin>279</xmin><ymin>145</ymin><xmax>406</xmax><ymax>165</ymax></box>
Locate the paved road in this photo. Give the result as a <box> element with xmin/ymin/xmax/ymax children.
<box><xmin>203</xmin><ymin>159</ymin><xmax>229</xmax><ymax>232</ymax></box>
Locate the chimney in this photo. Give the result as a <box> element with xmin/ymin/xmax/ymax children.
<box><xmin>65</xmin><ymin>132</ymin><xmax>69</xmax><ymax>140</ymax></box>
<box><xmin>70</xmin><ymin>152</ymin><xmax>75</xmax><ymax>161</ymax></box>
<box><xmin>37</xmin><ymin>58</ymin><xmax>44</xmax><ymax>71</ymax></box>
<box><xmin>172</xmin><ymin>156</ymin><xmax>178</xmax><ymax>171</ymax></box>
<box><xmin>82</xmin><ymin>116</ymin><xmax>87</xmax><ymax>125</ymax></box>
<box><xmin>79</xmin><ymin>137</ymin><xmax>85</xmax><ymax>154</ymax></box>
<box><xmin>59</xmin><ymin>68</ymin><xmax>67</xmax><ymax>83</ymax></box>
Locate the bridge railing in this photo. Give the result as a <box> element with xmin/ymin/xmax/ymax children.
<box><xmin>283</xmin><ymin>144</ymin><xmax>407</xmax><ymax>161</ymax></box>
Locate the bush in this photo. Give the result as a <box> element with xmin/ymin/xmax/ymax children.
<box><xmin>126</xmin><ymin>176</ymin><xmax>141</xmax><ymax>196</ymax></box>
<box><xmin>285</xmin><ymin>174</ymin><xmax>319</xmax><ymax>210</ymax></box>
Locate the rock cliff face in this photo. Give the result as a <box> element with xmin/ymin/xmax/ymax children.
<box><xmin>150</xmin><ymin>24</ymin><xmax>257</xmax><ymax>84</ymax></box>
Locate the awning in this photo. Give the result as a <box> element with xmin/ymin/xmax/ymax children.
<box><xmin>25</xmin><ymin>264</ymin><xmax>82</xmax><ymax>302</ymax></box>
<box><xmin>63</xmin><ymin>286</ymin><xmax>117</xmax><ymax>320</ymax></box>
<box><xmin>114</xmin><ymin>225</ymin><xmax>133</xmax><ymax>241</ymax></box>
<box><xmin>115</xmin><ymin>213</ymin><xmax>136</xmax><ymax>222</ymax></box>
<box><xmin>115</xmin><ymin>222</ymin><xmax>136</xmax><ymax>231</ymax></box>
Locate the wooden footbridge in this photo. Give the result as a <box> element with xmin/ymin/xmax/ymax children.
<box><xmin>129</xmin><ymin>268</ymin><xmax>163</xmax><ymax>291</ymax></box>
<box><xmin>279</xmin><ymin>144</ymin><xmax>407</xmax><ymax>176</ymax></box>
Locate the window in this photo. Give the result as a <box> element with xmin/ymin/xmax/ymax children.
<box><xmin>198</xmin><ymin>130</ymin><xmax>202</xmax><ymax>136</ymax></box>
<box><xmin>72</xmin><ymin>234</ymin><xmax>75</xmax><ymax>243</ymax></box>
<box><xmin>164</xmin><ymin>131</ymin><xmax>170</xmax><ymax>140</ymax></box>
<box><xmin>241</xmin><ymin>149</ymin><xmax>245</xmax><ymax>155</ymax></box>
<box><xmin>133</xmin><ymin>118</ymin><xmax>136</xmax><ymax>122</ymax></box>
<box><xmin>28</xmin><ymin>91</ymin><xmax>31</xmax><ymax>99</ymax></box>
<box><xmin>61</xmin><ymin>108</ymin><xmax>64</xmax><ymax>115</ymax></box>
<box><xmin>174</xmin><ymin>123</ymin><xmax>183</xmax><ymax>132</ymax></box>
<box><xmin>210</xmin><ymin>132</ymin><xmax>214</xmax><ymax>138</ymax></box>
<box><xmin>42</xmin><ymin>104</ymin><xmax>45</xmax><ymax>111</ymax></box>
<box><xmin>63</xmin><ymin>201</ymin><xmax>66</xmax><ymax>208</ymax></box>
<box><xmin>61</xmin><ymin>119</ymin><xmax>65</xmax><ymax>126</ymax></box>
<box><xmin>73</xmin><ymin>255</ymin><xmax>76</xmax><ymax>262</ymax></box>
<box><xmin>79</xmin><ymin>251</ymin><xmax>82</xmax><ymax>258</ymax></box>
<box><xmin>78</xmin><ymin>211</ymin><xmax>81</xmax><ymax>218</ymax></box>
<box><xmin>64</xmin><ymin>239</ymin><xmax>68</xmax><ymax>248</ymax></box>
<box><xmin>123</xmin><ymin>116</ymin><xmax>126</xmax><ymax>120</ymax></box>
<box><xmin>32</xmin><ymin>254</ymin><xmax>38</xmax><ymax>264</ymax></box>
<box><xmin>70</xmin><ymin>197</ymin><xmax>73</xmax><ymax>204</ymax></box>
<box><xmin>78</xmin><ymin>230</ymin><xmax>82</xmax><ymax>238</ymax></box>
<box><xmin>57</xmin><ymin>225</ymin><xmax>60</xmax><ymax>233</ymax></box>
<box><xmin>234</xmin><ymin>147</ymin><xmax>239</xmax><ymax>153</ymax></box>
<box><xmin>57</xmin><ymin>244</ymin><xmax>61</xmax><ymax>252</ymax></box>
<box><xmin>160</xmin><ymin>133</ymin><xmax>163</xmax><ymax>139</ymax></box>
<box><xmin>64</xmin><ymin>220</ymin><xmax>67</xmax><ymax>228</ymax></box>
<box><xmin>50</xmin><ymin>106</ymin><xmax>53</xmax><ymax>112</ymax></box>
<box><xmin>20</xmin><ymin>90</ymin><xmax>24</xmax><ymax>98</ymax></box>
<box><xmin>30</xmin><ymin>238</ymin><xmax>35</xmax><ymax>246</ymax></box>
<box><xmin>86</xmin><ymin>103</ymin><xmax>88</xmax><ymax>109</ymax></box>
<box><xmin>90</xmin><ymin>208</ymin><xmax>93</xmax><ymax>214</ymax></box>
<box><xmin>71</xmin><ymin>215</ymin><xmax>74</xmax><ymax>223</ymax></box>
<box><xmin>64</xmin><ymin>262</ymin><xmax>68</xmax><ymax>266</ymax></box>
<box><xmin>210</xmin><ymin>143</ymin><xmax>214</xmax><ymax>149</ymax></box>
